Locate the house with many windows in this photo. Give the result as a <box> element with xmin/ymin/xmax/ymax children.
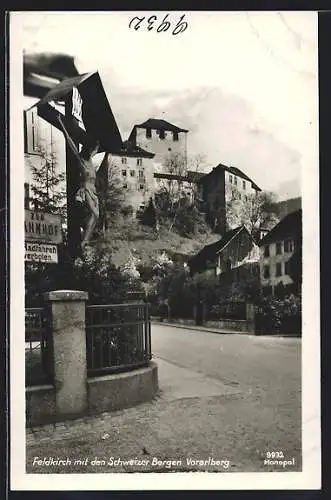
<box><xmin>24</xmin><ymin>101</ymin><xmax>66</xmax><ymax>210</ymax></box>
<box><xmin>104</xmin><ymin>140</ymin><xmax>155</xmax><ymax>215</ymax></box>
<box><xmin>259</xmin><ymin>209</ymin><xmax>302</xmax><ymax>296</ymax></box>
<box><xmin>198</xmin><ymin>163</ymin><xmax>261</xmax><ymax>235</ymax></box>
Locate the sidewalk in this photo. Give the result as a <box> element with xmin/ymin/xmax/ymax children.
<box><xmin>26</xmin><ymin>355</ymin><xmax>301</xmax><ymax>474</ymax></box>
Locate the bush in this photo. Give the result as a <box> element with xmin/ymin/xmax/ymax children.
<box><xmin>255</xmin><ymin>294</ymin><xmax>301</xmax><ymax>335</ymax></box>
<box><xmin>25</xmin><ymin>244</ymin><xmax>144</xmax><ymax>306</ymax></box>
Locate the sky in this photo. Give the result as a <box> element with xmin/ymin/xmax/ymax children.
<box><xmin>17</xmin><ymin>11</ymin><xmax>318</xmax><ymax>200</ymax></box>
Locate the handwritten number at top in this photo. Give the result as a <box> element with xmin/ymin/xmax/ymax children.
<box><xmin>129</xmin><ymin>14</ymin><xmax>188</xmax><ymax>35</ymax></box>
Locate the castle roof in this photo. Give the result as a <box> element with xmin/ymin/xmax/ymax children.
<box><xmin>202</xmin><ymin>163</ymin><xmax>261</xmax><ymax>191</ymax></box>
<box><xmin>260</xmin><ymin>209</ymin><xmax>302</xmax><ymax>246</ymax></box>
<box><xmin>134</xmin><ymin>118</ymin><xmax>188</xmax><ymax>133</ymax></box>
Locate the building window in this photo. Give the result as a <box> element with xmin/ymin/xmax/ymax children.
<box><xmin>123</xmin><ymin>183</ymin><xmax>128</xmax><ymax>189</ymax></box>
<box><xmin>23</xmin><ymin>111</ymin><xmax>28</xmax><ymax>152</ymax></box>
<box><xmin>137</xmin><ymin>158</ymin><xmax>142</xmax><ymax>166</ymax></box>
<box><xmin>159</xmin><ymin>129</ymin><xmax>165</xmax><ymax>140</ymax></box>
<box><xmin>146</xmin><ymin>128</ymin><xmax>152</xmax><ymax>138</ymax></box>
<box><xmin>284</xmin><ymin>239</ymin><xmax>294</xmax><ymax>252</ymax></box>
<box><xmin>122</xmin><ymin>170</ymin><xmax>127</xmax><ymax>176</ymax></box>
<box><xmin>263</xmin><ymin>265</ymin><xmax>270</xmax><ymax>279</ymax></box>
<box><xmin>173</xmin><ymin>131</ymin><xmax>179</xmax><ymax>141</ymax></box>
<box><xmin>234</xmin><ymin>176</ymin><xmax>237</xmax><ymax>186</ymax></box>
<box><xmin>285</xmin><ymin>260</ymin><xmax>290</xmax><ymax>275</ymax></box>
<box><xmin>243</xmin><ymin>180</ymin><xmax>246</xmax><ymax>190</ymax></box>
<box><xmin>229</xmin><ymin>175</ymin><xmax>232</xmax><ymax>184</ymax></box>
<box><xmin>130</xmin><ymin>170</ymin><xmax>135</xmax><ymax>177</ymax></box>
<box><xmin>276</xmin><ymin>262</ymin><xmax>282</xmax><ymax>276</ymax></box>
<box><xmin>139</xmin><ymin>170</ymin><xmax>144</xmax><ymax>178</ymax></box>
<box><xmin>139</xmin><ymin>184</ymin><xmax>144</xmax><ymax>190</ymax></box>
<box><xmin>24</xmin><ymin>183</ymin><xmax>30</xmax><ymax>209</ymax></box>
<box><xmin>276</xmin><ymin>242</ymin><xmax>282</xmax><ymax>255</ymax></box>
<box><xmin>122</xmin><ymin>157</ymin><xmax>127</xmax><ymax>164</ymax></box>
<box><xmin>264</xmin><ymin>245</ymin><xmax>269</xmax><ymax>257</ymax></box>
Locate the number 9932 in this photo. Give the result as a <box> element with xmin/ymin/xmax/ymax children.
<box><xmin>266</xmin><ymin>451</ymin><xmax>284</xmax><ymax>459</ymax></box>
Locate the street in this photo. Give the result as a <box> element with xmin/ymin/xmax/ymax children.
<box><xmin>152</xmin><ymin>324</ymin><xmax>301</xmax><ymax>410</ymax></box>
<box><xmin>26</xmin><ymin>323</ymin><xmax>302</xmax><ymax>473</ymax></box>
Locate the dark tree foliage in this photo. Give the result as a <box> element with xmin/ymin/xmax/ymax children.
<box><xmin>25</xmin><ymin>245</ymin><xmax>144</xmax><ymax>307</ymax></box>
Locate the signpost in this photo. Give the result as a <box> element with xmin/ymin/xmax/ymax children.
<box><xmin>25</xmin><ymin>210</ymin><xmax>63</xmax><ymax>244</ymax></box>
<box><xmin>25</xmin><ymin>242</ymin><xmax>58</xmax><ymax>263</ymax></box>
<box><xmin>72</xmin><ymin>87</ymin><xmax>83</xmax><ymax>124</ymax></box>
<box><xmin>24</xmin><ymin>209</ymin><xmax>62</xmax><ymax>263</ymax></box>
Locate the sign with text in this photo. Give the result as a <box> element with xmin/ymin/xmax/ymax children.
<box><xmin>25</xmin><ymin>242</ymin><xmax>58</xmax><ymax>263</ymax></box>
<box><xmin>72</xmin><ymin>86</ymin><xmax>83</xmax><ymax>122</ymax></box>
<box><xmin>25</xmin><ymin>210</ymin><xmax>63</xmax><ymax>244</ymax></box>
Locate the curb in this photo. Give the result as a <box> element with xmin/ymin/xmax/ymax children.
<box><xmin>152</xmin><ymin>321</ymin><xmax>248</xmax><ymax>336</ymax></box>
<box><xmin>152</xmin><ymin>321</ymin><xmax>301</xmax><ymax>339</ymax></box>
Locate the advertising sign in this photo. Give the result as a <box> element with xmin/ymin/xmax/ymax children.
<box><xmin>25</xmin><ymin>242</ymin><xmax>58</xmax><ymax>263</ymax></box>
<box><xmin>24</xmin><ymin>210</ymin><xmax>63</xmax><ymax>244</ymax></box>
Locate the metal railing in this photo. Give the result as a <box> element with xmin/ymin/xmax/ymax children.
<box><xmin>86</xmin><ymin>302</ymin><xmax>152</xmax><ymax>376</ymax></box>
<box><xmin>25</xmin><ymin>307</ymin><xmax>54</xmax><ymax>386</ymax></box>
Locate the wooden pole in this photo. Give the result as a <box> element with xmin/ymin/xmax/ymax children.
<box><xmin>65</xmin><ymin>92</ymin><xmax>82</xmax><ymax>259</ymax></box>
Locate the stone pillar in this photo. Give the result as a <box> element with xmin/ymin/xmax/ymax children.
<box><xmin>246</xmin><ymin>302</ymin><xmax>255</xmax><ymax>333</ymax></box>
<box><xmin>43</xmin><ymin>290</ymin><xmax>89</xmax><ymax>418</ymax></box>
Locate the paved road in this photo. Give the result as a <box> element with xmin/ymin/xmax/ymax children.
<box><xmin>152</xmin><ymin>324</ymin><xmax>301</xmax><ymax>409</ymax></box>
<box><xmin>151</xmin><ymin>323</ymin><xmax>302</xmax><ymax>470</ymax></box>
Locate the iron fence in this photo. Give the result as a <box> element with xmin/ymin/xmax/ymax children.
<box><xmin>25</xmin><ymin>307</ymin><xmax>54</xmax><ymax>386</ymax></box>
<box><xmin>86</xmin><ymin>302</ymin><xmax>152</xmax><ymax>376</ymax></box>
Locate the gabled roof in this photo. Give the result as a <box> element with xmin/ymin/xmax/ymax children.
<box><xmin>189</xmin><ymin>226</ymin><xmax>245</xmax><ymax>265</ymax></box>
<box><xmin>28</xmin><ymin>72</ymin><xmax>93</xmax><ymax>108</ymax></box>
<box><xmin>260</xmin><ymin>209</ymin><xmax>302</xmax><ymax>246</ymax></box>
<box><xmin>24</xmin><ymin>52</ymin><xmax>80</xmax><ymax>99</ymax></box>
<box><xmin>202</xmin><ymin>226</ymin><xmax>244</xmax><ymax>257</ymax></box>
<box><xmin>134</xmin><ymin>118</ymin><xmax>188</xmax><ymax>133</ymax></box>
<box><xmin>202</xmin><ymin>163</ymin><xmax>261</xmax><ymax>191</ymax></box>
<box><xmin>29</xmin><ymin>71</ymin><xmax>123</xmax><ymax>154</ymax></box>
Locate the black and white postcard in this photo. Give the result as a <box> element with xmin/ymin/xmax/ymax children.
<box><xmin>9</xmin><ymin>10</ymin><xmax>320</xmax><ymax>490</ymax></box>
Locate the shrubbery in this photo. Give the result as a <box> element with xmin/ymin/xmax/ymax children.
<box><xmin>25</xmin><ymin>244</ymin><xmax>144</xmax><ymax>306</ymax></box>
<box><xmin>255</xmin><ymin>294</ymin><xmax>301</xmax><ymax>335</ymax></box>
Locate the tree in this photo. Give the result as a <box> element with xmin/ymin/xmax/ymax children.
<box><xmin>96</xmin><ymin>154</ymin><xmax>127</xmax><ymax>233</ymax></box>
<box><xmin>27</xmin><ymin>141</ymin><xmax>66</xmax><ymax>220</ymax></box>
<box><xmin>226</xmin><ymin>187</ymin><xmax>279</xmax><ymax>239</ymax></box>
<box><xmin>153</xmin><ymin>152</ymin><xmax>209</xmax><ymax>235</ymax></box>
<box><xmin>138</xmin><ymin>197</ymin><xmax>158</xmax><ymax>230</ymax></box>
<box><xmin>158</xmin><ymin>152</ymin><xmax>188</xmax><ymax>208</ymax></box>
